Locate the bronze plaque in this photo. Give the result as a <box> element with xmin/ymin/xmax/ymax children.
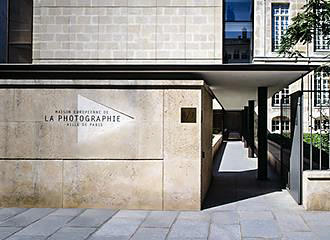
<box><xmin>181</xmin><ymin>108</ymin><xmax>196</xmax><ymax>123</ymax></box>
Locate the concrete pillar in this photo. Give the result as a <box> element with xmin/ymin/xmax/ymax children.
<box><xmin>258</xmin><ymin>87</ymin><xmax>268</xmax><ymax>180</ymax></box>
<box><xmin>248</xmin><ymin>100</ymin><xmax>255</xmax><ymax>158</ymax></box>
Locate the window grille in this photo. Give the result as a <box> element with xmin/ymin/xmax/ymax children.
<box><xmin>272</xmin><ymin>4</ymin><xmax>289</xmax><ymax>51</ymax></box>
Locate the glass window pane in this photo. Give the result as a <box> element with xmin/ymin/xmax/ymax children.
<box><xmin>225</xmin><ymin>0</ymin><xmax>252</xmax><ymax>21</ymax></box>
<box><xmin>0</xmin><ymin>0</ymin><xmax>8</xmax><ymax>63</ymax></box>
<box><xmin>8</xmin><ymin>0</ymin><xmax>32</xmax><ymax>63</ymax></box>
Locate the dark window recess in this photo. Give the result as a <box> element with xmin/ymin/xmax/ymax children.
<box><xmin>8</xmin><ymin>0</ymin><xmax>32</xmax><ymax>63</ymax></box>
<box><xmin>0</xmin><ymin>0</ymin><xmax>8</xmax><ymax>62</ymax></box>
<box><xmin>181</xmin><ymin>108</ymin><xmax>197</xmax><ymax>123</ymax></box>
<box><xmin>223</xmin><ymin>0</ymin><xmax>253</xmax><ymax>63</ymax></box>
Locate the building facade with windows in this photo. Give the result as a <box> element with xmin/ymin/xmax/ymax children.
<box><xmin>0</xmin><ymin>0</ymin><xmax>327</xmax><ymax>210</ymax></box>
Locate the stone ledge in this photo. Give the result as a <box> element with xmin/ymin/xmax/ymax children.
<box><xmin>303</xmin><ymin>170</ymin><xmax>330</xmax><ymax>211</ymax></box>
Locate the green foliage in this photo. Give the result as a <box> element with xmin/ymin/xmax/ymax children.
<box><xmin>278</xmin><ymin>0</ymin><xmax>330</xmax><ymax>58</ymax></box>
<box><xmin>303</xmin><ymin>133</ymin><xmax>329</xmax><ymax>153</ymax></box>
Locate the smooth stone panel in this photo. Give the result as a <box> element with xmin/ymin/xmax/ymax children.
<box><xmin>164</xmin><ymin>89</ymin><xmax>202</xmax><ymax>210</ymax></box>
<box><xmin>63</xmin><ymin>161</ymin><xmax>163</xmax><ymax>209</ymax></box>
<box><xmin>303</xmin><ymin>171</ymin><xmax>330</xmax><ymax>211</ymax></box>
<box><xmin>0</xmin><ymin>161</ymin><xmax>62</xmax><ymax>208</ymax></box>
<box><xmin>0</xmin><ymin>89</ymin><xmax>163</xmax><ymax>160</ymax></box>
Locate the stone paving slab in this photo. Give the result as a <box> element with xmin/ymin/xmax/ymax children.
<box><xmin>240</xmin><ymin>219</ymin><xmax>282</xmax><ymax>239</ymax></box>
<box><xmin>211</xmin><ymin>211</ymin><xmax>239</xmax><ymax>225</ymax></box>
<box><xmin>0</xmin><ymin>227</ymin><xmax>21</xmax><ymax>240</ymax></box>
<box><xmin>48</xmin><ymin>227</ymin><xmax>96</xmax><ymax>240</ymax></box>
<box><xmin>91</xmin><ymin>217</ymin><xmax>143</xmax><ymax>238</ymax></box>
<box><xmin>166</xmin><ymin>219</ymin><xmax>209</xmax><ymax>239</ymax></box>
<box><xmin>0</xmin><ymin>209</ymin><xmax>54</xmax><ymax>227</ymax></box>
<box><xmin>209</xmin><ymin>223</ymin><xmax>240</xmax><ymax>240</ymax></box>
<box><xmin>0</xmin><ymin>209</ymin><xmax>27</xmax><ymax>222</ymax></box>
<box><xmin>6</xmin><ymin>235</ymin><xmax>47</xmax><ymax>240</ymax></box>
<box><xmin>0</xmin><ymin>192</ymin><xmax>329</xmax><ymax>240</ymax></box>
<box><xmin>67</xmin><ymin>209</ymin><xmax>117</xmax><ymax>228</ymax></box>
<box><xmin>141</xmin><ymin>211</ymin><xmax>178</xmax><ymax>228</ymax></box>
<box><xmin>130</xmin><ymin>227</ymin><xmax>169</xmax><ymax>240</ymax></box>
<box><xmin>13</xmin><ymin>215</ymin><xmax>75</xmax><ymax>237</ymax></box>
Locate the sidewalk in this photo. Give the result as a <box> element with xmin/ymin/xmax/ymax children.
<box><xmin>1</xmin><ymin>194</ymin><xmax>330</xmax><ymax>240</ymax></box>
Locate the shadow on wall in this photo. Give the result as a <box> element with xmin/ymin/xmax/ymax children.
<box><xmin>202</xmin><ymin>142</ymin><xmax>282</xmax><ymax>209</ymax></box>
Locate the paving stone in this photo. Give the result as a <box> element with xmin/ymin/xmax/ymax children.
<box><xmin>131</xmin><ymin>227</ymin><xmax>168</xmax><ymax>240</ymax></box>
<box><xmin>167</xmin><ymin>219</ymin><xmax>209</xmax><ymax>239</ymax></box>
<box><xmin>14</xmin><ymin>215</ymin><xmax>75</xmax><ymax>237</ymax></box>
<box><xmin>273</xmin><ymin>211</ymin><xmax>310</xmax><ymax>232</ymax></box>
<box><xmin>48</xmin><ymin>227</ymin><xmax>95</xmax><ymax>240</ymax></box>
<box><xmin>49</xmin><ymin>208</ymin><xmax>84</xmax><ymax>217</ymax></box>
<box><xmin>203</xmin><ymin>202</ymin><xmax>238</xmax><ymax>212</ymax></box>
<box><xmin>177</xmin><ymin>211</ymin><xmax>210</xmax><ymax>222</ymax></box>
<box><xmin>209</xmin><ymin>223</ymin><xmax>240</xmax><ymax>240</ymax></box>
<box><xmin>89</xmin><ymin>237</ymin><xmax>130</xmax><ymax>240</ymax></box>
<box><xmin>111</xmin><ymin>210</ymin><xmax>148</xmax><ymax>220</ymax></box>
<box><xmin>211</xmin><ymin>211</ymin><xmax>239</xmax><ymax>225</ymax></box>
<box><xmin>0</xmin><ymin>208</ymin><xmax>54</xmax><ymax>227</ymax></box>
<box><xmin>308</xmin><ymin>224</ymin><xmax>330</xmax><ymax>240</ymax></box>
<box><xmin>6</xmin><ymin>235</ymin><xmax>47</xmax><ymax>240</ymax></box>
<box><xmin>67</xmin><ymin>209</ymin><xmax>117</xmax><ymax>227</ymax></box>
<box><xmin>240</xmin><ymin>219</ymin><xmax>282</xmax><ymax>239</ymax></box>
<box><xmin>301</xmin><ymin>211</ymin><xmax>330</xmax><ymax>226</ymax></box>
<box><xmin>0</xmin><ymin>209</ymin><xmax>27</xmax><ymax>222</ymax></box>
<box><xmin>237</xmin><ymin>199</ymin><xmax>270</xmax><ymax>211</ymax></box>
<box><xmin>282</xmin><ymin>231</ymin><xmax>319</xmax><ymax>240</ymax></box>
<box><xmin>0</xmin><ymin>227</ymin><xmax>21</xmax><ymax>240</ymax></box>
<box><xmin>238</xmin><ymin>211</ymin><xmax>274</xmax><ymax>220</ymax></box>
<box><xmin>92</xmin><ymin>217</ymin><xmax>142</xmax><ymax>238</ymax></box>
<box><xmin>141</xmin><ymin>211</ymin><xmax>178</xmax><ymax>228</ymax></box>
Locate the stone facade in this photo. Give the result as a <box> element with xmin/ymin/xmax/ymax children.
<box><xmin>253</xmin><ymin>0</ymin><xmax>329</xmax><ymax>134</ymax></box>
<box><xmin>0</xmin><ymin>80</ymin><xmax>213</xmax><ymax>210</ymax></box>
<box><xmin>32</xmin><ymin>0</ymin><xmax>222</xmax><ymax>64</ymax></box>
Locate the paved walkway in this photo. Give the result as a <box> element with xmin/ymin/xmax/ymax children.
<box><xmin>1</xmin><ymin>141</ymin><xmax>330</xmax><ymax>240</ymax></box>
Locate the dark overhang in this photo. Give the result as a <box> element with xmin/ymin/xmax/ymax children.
<box><xmin>0</xmin><ymin>63</ymin><xmax>317</xmax><ymax>80</ymax></box>
<box><xmin>0</xmin><ymin>63</ymin><xmax>318</xmax><ymax>109</ymax></box>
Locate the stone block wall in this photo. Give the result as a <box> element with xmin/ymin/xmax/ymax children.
<box><xmin>0</xmin><ymin>80</ymin><xmax>213</xmax><ymax>210</ymax></box>
<box><xmin>254</xmin><ymin>0</ymin><xmax>329</xmax><ymax>62</ymax></box>
<box><xmin>33</xmin><ymin>0</ymin><xmax>222</xmax><ymax>64</ymax></box>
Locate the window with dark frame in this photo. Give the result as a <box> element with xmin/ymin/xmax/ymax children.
<box><xmin>314</xmin><ymin>9</ymin><xmax>330</xmax><ymax>51</ymax></box>
<box><xmin>1</xmin><ymin>0</ymin><xmax>32</xmax><ymax>63</ymax></box>
<box><xmin>272</xmin><ymin>3</ymin><xmax>289</xmax><ymax>52</ymax></box>
<box><xmin>314</xmin><ymin>71</ymin><xmax>330</xmax><ymax>107</ymax></box>
<box><xmin>272</xmin><ymin>87</ymin><xmax>290</xmax><ymax>107</ymax></box>
<box><xmin>223</xmin><ymin>0</ymin><xmax>253</xmax><ymax>63</ymax></box>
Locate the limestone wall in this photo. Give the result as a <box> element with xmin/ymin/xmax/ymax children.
<box><xmin>32</xmin><ymin>0</ymin><xmax>222</xmax><ymax>64</ymax></box>
<box><xmin>0</xmin><ymin>81</ymin><xmax>211</xmax><ymax>210</ymax></box>
<box><xmin>254</xmin><ymin>0</ymin><xmax>329</xmax><ymax>61</ymax></box>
